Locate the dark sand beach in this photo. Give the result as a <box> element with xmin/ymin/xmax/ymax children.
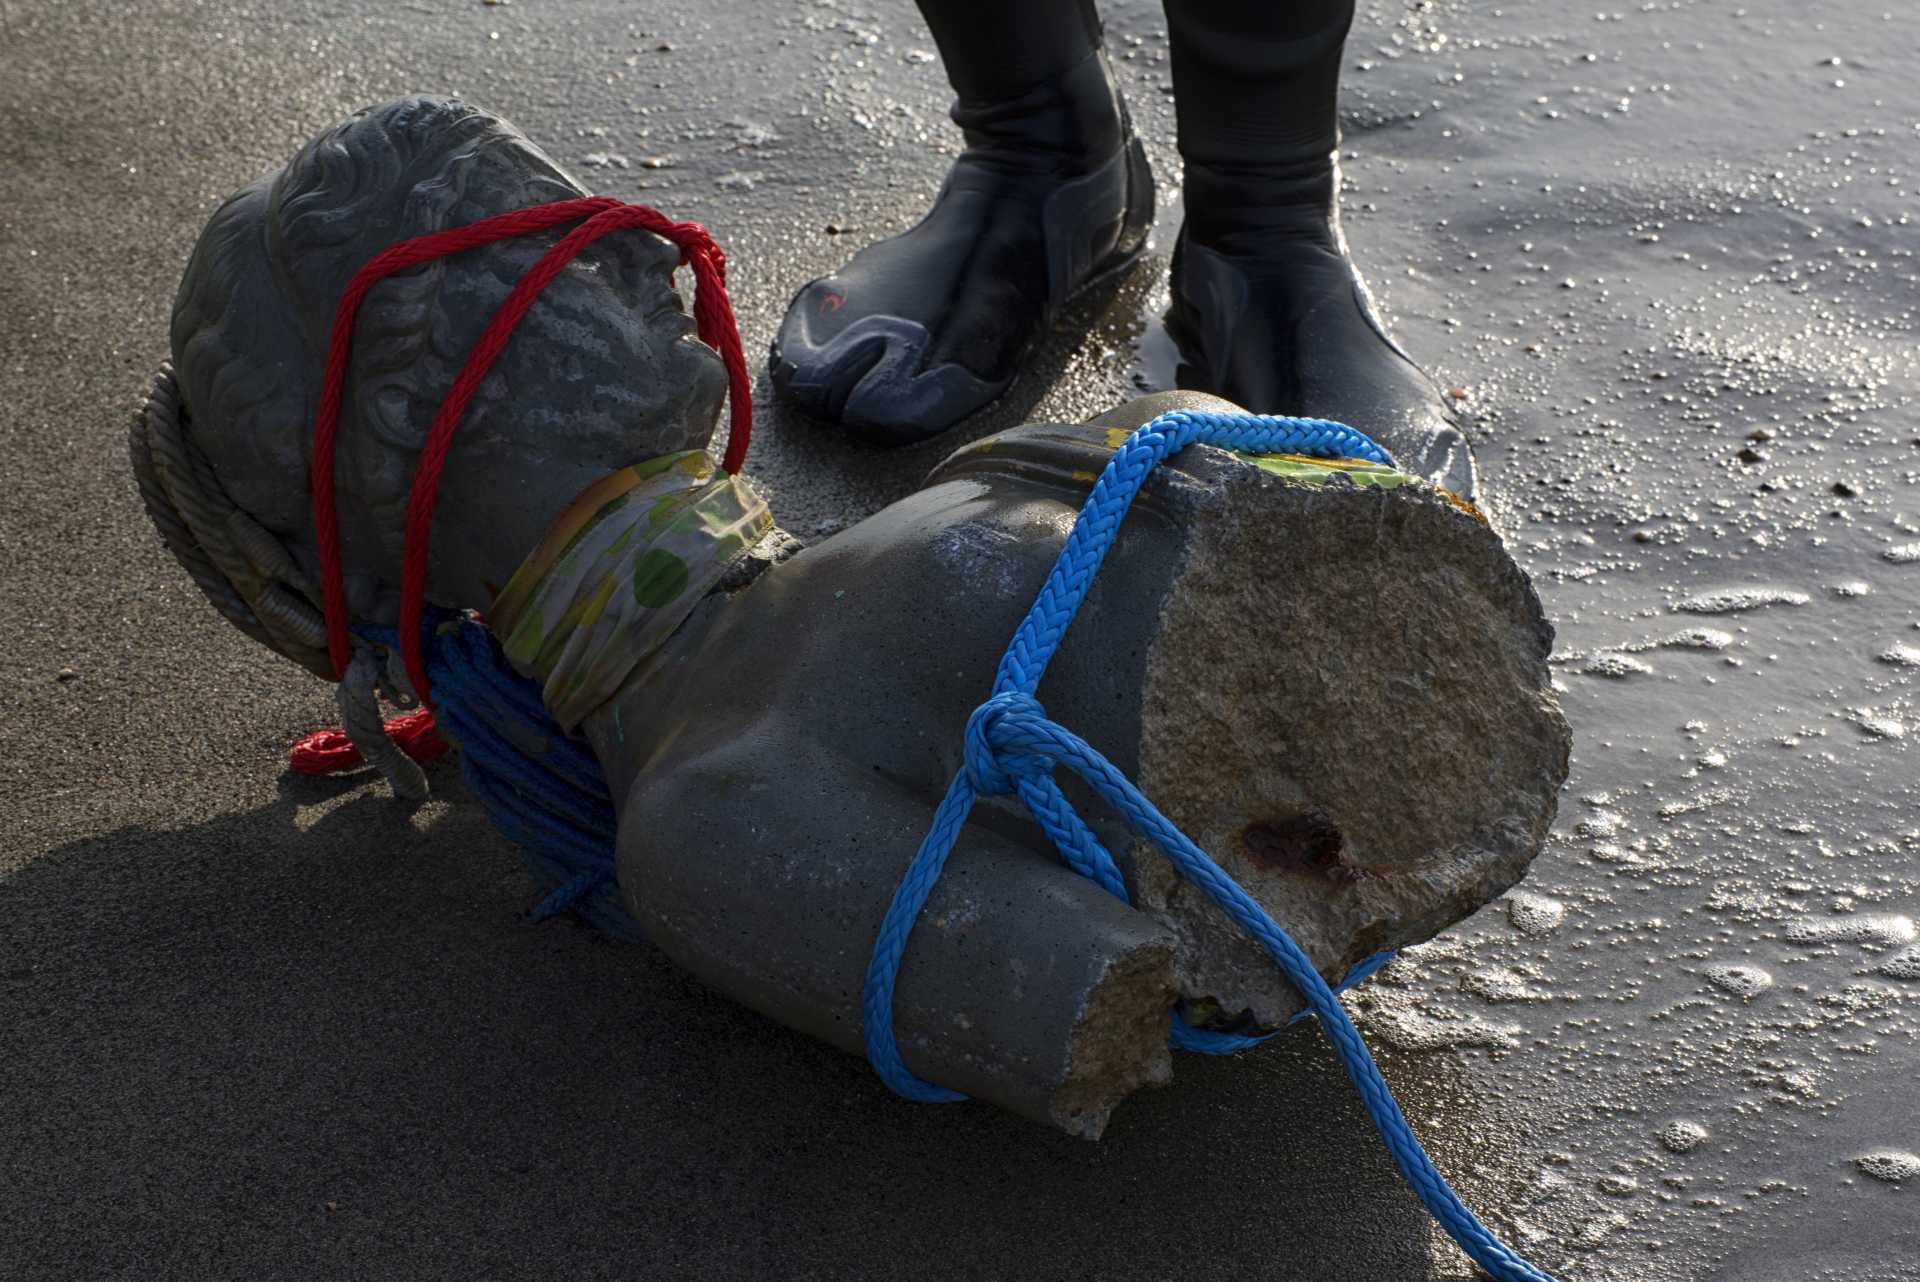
<box><xmin>3</xmin><ymin>1</ymin><xmax>1917</xmax><ymax>1277</ymax></box>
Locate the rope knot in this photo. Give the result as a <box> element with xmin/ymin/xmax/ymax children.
<box><xmin>962</xmin><ymin>690</ymin><xmax>1050</xmax><ymax>796</ymax></box>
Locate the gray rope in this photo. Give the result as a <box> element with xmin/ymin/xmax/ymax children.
<box><xmin>128</xmin><ymin>366</ymin><xmax>336</xmax><ymax>680</ymax></box>
<box><xmin>337</xmin><ymin>643</ymin><xmax>430</xmax><ymax>801</ymax></box>
<box><xmin>133</xmin><ymin>364</ymin><xmax>431</xmax><ymax>800</ymax></box>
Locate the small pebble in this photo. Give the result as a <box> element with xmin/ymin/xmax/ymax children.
<box><xmin>1854</xmin><ymin>1152</ymin><xmax>1920</xmax><ymax>1184</ymax></box>
<box><xmin>1854</xmin><ymin>714</ymin><xmax>1906</xmax><ymax>740</ymax></box>
<box><xmin>1784</xmin><ymin>914</ymin><xmax>1916</xmax><ymax>947</ymax></box>
<box><xmin>1663</xmin><ymin>627</ymin><xmax>1734</xmax><ymax>650</ymax></box>
<box><xmin>1658</xmin><ymin>1120</ymin><xmax>1708</xmax><ymax>1153</ymax></box>
<box><xmin>1507</xmin><ymin>892</ymin><xmax>1567</xmax><ymax>938</ymax></box>
<box><xmin>1583</xmin><ymin>652</ymin><xmax>1653</xmax><ymax>678</ymax></box>
<box><xmin>1675</xmin><ymin>586</ymin><xmax>1808</xmax><ymax>614</ymax></box>
<box><xmin>1574</xmin><ymin>812</ymin><xmax>1621</xmax><ymax>838</ymax></box>
<box><xmin>1705</xmin><ymin>964</ymin><xmax>1773</xmax><ymax>999</ymax></box>
<box><xmin>1877</xmin><ymin>945</ymin><xmax>1920</xmax><ymax>980</ymax></box>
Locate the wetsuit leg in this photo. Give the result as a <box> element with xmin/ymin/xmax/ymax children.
<box><xmin>768</xmin><ymin>0</ymin><xmax>1153</xmax><ymax>444</ymax></box>
<box><xmin>1163</xmin><ymin>0</ymin><xmax>1475</xmax><ymax>498</ymax></box>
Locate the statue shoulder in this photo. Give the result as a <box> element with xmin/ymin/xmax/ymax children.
<box><xmin>923</xmin><ymin>419</ymin><xmax>1242</xmax><ymax>522</ymax></box>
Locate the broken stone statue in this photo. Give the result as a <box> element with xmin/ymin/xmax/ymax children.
<box><xmin>130</xmin><ymin>97</ymin><xmax>1571</xmax><ymax>1139</ymax></box>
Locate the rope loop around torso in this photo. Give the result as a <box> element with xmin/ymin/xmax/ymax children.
<box><xmin>862</xmin><ymin>409</ymin><xmax>1563</xmax><ymax>1282</ymax></box>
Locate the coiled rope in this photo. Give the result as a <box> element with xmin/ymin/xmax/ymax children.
<box><xmin>358</xmin><ymin>609</ymin><xmax>634</xmax><ymax>937</ymax></box>
<box><xmin>862</xmin><ymin>408</ymin><xmax>1560</xmax><ymax>1282</ymax></box>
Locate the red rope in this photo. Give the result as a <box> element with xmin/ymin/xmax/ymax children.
<box><xmin>288</xmin><ymin>709</ymin><xmax>451</xmax><ymax>777</ymax></box>
<box><xmin>308</xmin><ymin>197</ymin><xmax>751</xmax><ymax>722</ymax></box>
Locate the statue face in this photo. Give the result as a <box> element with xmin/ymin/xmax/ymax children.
<box><xmin>169</xmin><ymin>98</ymin><xmax>734</xmax><ymax>632</ymax></box>
<box><xmin>415</xmin><ymin>202</ymin><xmax>734</xmax><ymax>609</ymax></box>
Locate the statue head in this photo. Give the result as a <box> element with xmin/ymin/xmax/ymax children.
<box><xmin>150</xmin><ymin>96</ymin><xmax>728</xmax><ymax>673</ymax></box>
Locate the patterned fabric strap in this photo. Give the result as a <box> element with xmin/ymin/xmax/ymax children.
<box><xmin>490</xmin><ymin>450</ymin><xmax>772</xmax><ymax>729</ymax></box>
<box><xmin>1243</xmin><ymin>453</ymin><xmax>1488</xmax><ymax>524</ymax></box>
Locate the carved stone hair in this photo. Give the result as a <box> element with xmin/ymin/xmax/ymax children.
<box><xmin>135</xmin><ymin>96</ymin><xmax>709</xmax><ymax>675</ymax></box>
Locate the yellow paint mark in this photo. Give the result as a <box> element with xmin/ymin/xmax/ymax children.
<box><xmin>1436</xmin><ymin>488</ymin><xmax>1490</xmax><ymax>525</ymax></box>
<box><xmin>1259</xmin><ymin>453</ymin><xmax>1385</xmax><ymax>472</ymax></box>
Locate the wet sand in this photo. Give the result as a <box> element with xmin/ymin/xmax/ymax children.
<box><xmin>3</xmin><ymin>1</ymin><xmax>1918</xmax><ymax>1278</ymax></box>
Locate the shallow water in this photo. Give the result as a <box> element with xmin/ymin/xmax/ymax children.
<box><xmin>717</xmin><ymin>7</ymin><xmax>1920</xmax><ymax>1271</ymax></box>
<box><xmin>1</xmin><ymin>0</ymin><xmax>1916</xmax><ymax>1279</ymax></box>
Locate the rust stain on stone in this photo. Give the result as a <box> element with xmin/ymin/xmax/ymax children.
<box><xmin>1240</xmin><ymin>813</ymin><xmax>1362</xmax><ymax>883</ymax></box>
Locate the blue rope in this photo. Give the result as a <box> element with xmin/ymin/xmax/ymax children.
<box><xmin>355</xmin><ymin>615</ymin><xmax>641</xmax><ymax>941</ymax></box>
<box><xmin>341</xmin><ymin>409</ymin><xmax>1551</xmax><ymax>1278</ymax></box>
<box><xmin>862</xmin><ymin>409</ymin><xmax>1559</xmax><ymax>1282</ymax></box>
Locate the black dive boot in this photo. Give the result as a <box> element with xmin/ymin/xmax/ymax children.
<box><xmin>1162</xmin><ymin>0</ymin><xmax>1475</xmax><ymax>499</ymax></box>
<box><xmin>770</xmin><ymin>5</ymin><xmax>1152</xmax><ymax>445</ymax></box>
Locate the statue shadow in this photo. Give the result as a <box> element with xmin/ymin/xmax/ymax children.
<box><xmin>1</xmin><ymin>770</ymin><xmax>1489</xmax><ymax>1281</ymax></box>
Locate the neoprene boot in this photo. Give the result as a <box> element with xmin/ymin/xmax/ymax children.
<box><xmin>1163</xmin><ymin>0</ymin><xmax>1475</xmax><ymax>499</ymax></box>
<box><xmin>769</xmin><ymin>1</ymin><xmax>1153</xmax><ymax>445</ymax></box>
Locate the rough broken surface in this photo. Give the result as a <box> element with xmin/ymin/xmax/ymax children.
<box><xmin>1134</xmin><ymin>452</ymin><xmax>1571</xmax><ymax>1030</ymax></box>
<box><xmin>1053</xmin><ymin>941</ymin><xmax>1177</xmax><ymax>1137</ymax></box>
